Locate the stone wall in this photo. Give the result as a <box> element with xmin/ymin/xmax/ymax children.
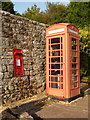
<box><xmin>0</xmin><ymin>11</ymin><xmax>47</xmax><ymax>104</ymax></box>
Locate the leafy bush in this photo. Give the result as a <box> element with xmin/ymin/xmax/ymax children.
<box><xmin>79</xmin><ymin>27</ymin><xmax>90</xmax><ymax>77</ymax></box>
<box><xmin>81</xmin><ymin>76</ymin><xmax>90</xmax><ymax>83</ymax></box>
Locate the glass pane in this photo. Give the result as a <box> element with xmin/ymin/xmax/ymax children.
<box><xmin>60</xmin><ymin>77</ymin><xmax>63</xmax><ymax>82</ymax></box>
<box><xmin>51</xmin><ymin>76</ymin><xmax>63</xmax><ymax>82</ymax></box>
<box><xmin>49</xmin><ymin>77</ymin><xmax>50</xmax><ymax>81</ymax></box>
<box><xmin>72</xmin><ymin>76</ymin><xmax>77</xmax><ymax>81</ymax></box>
<box><xmin>49</xmin><ymin>46</ymin><xmax>50</xmax><ymax>50</ymax></box>
<box><xmin>72</xmin><ymin>64</ymin><xmax>76</xmax><ymax>68</ymax></box>
<box><xmin>50</xmin><ymin>51</ymin><xmax>60</xmax><ymax>56</ymax></box>
<box><xmin>49</xmin><ymin>58</ymin><xmax>50</xmax><ymax>62</ymax></box>
<box><xmin>60</xmin><ymin>50</ymin><xmax>63</xmax><ymax>56</ymax></box>
<box><xmin>49</xmin><ymin>52</ymin><xmax>50</xmax><ymax>56</ymax></box>
<box><xmin>51</xmin><ymin>77</ymin><xmax>60</xmax><ymax>82</ymax></box>
<box><xmin>61</xmin><ymin>44</ymin><xmax>63</xmax><ymax>49</ymax></box>
<box><xmin>51</xmin><ymin>83</ymin><xmax>59</xmax><ymax>88</ymax></box>
<box><xmin>51</xmin><ymin>57</ymin><xmax>60</xmax><ymax>62</ymax></box>
<box><xmin>72</xmin><ymin>57</ymin><xmax>77</xmax><ymax>62</ymax></box>
<box><xmin>61</xmin><ymin>37</ymin><xmax>63</xmax><ymax>43</ymax></box>
<box><xmin>51</xmin><ymin>38</ymin><xmax>60</xmax><ymax>44</ymax></box>
<box><xmin>51</xmin><ymin>44</ymin><xmax>60</xmax><ymax>50</ymax></box>
<box><xmin>51</xmin><ymin>64</ymin><xmax>60</xmax><ymax>69</ymax></box>
<box><xmin>49</xmin><ymin>39</ymin><xmax>50</xmax><ymax>44</ymax></box>
<box><xmin>49</xmin><ymin>64</ymin><xmax>50</xmax><ymax>69</ymax></box>
<box><xmin>49</xmin><ymin>70</ymin><xmax>50</xmax><ymax>75</ymax></box>
<box><xmin>51</xmin><ymin>70</ymin><xmax>60</xmax><ymax>75</ymax></box>
<box><xmin>61</xmin><ymin>70</ymin><xmax>63</xmax><ymax>75</ymax></box>
<box><xmin>61</xmin><ymin>64</ymin><xmax>63</xmax><ymax>69</ymax></box>
<box><xmin>72</xmin><ymin>51</ymin><xmax>77</xmax><ymax>56</ymax></box>
<box><xmin>72</xmin><ymin>82</ymin><xmax>77</xmax><ymax>88</ymax></box>
<box><xmin>61</xmin><ymin>57</ymin><xmax>63</xmax><ymax>62</ymax></box>
<box><xmin>60</xmin><ymin>84</ymin><xmax>63</xmax><ymax>89</ymax></box>
<box><xmin>72</xmin><ymin>70</ymin><xmax>77</xmax><ymax>75</ymax></box>
<box><xmin>72</xmin><ymin>45</ymin><xmax>77</xmax><ymax>50</ymax></box>
<box><xmin>72</xmin><ymin>38</ymin><xmax>76</xmax><ymax>45</ymax></box>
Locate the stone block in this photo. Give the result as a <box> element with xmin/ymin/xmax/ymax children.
<box><xmin>4</xmin><ymin>72</ymin><xmax>9</xmax><ymax>79</ymax></box>
<box><xmin>0</xmin><ymin>72</ymin><xmax>3</xmax><ymax>79</ymax></box>
<box><xmin>1</xmin><ymin>10</ymin><xmax>46</xmax><ymax>104</ymax></box>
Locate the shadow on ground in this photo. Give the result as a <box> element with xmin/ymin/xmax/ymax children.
<box><xmin>1</xmin><ymin>97</ymin><xmax>48</xmax><ymax>120</ymax></box>
<box><xmin>80</xmin><ymin>84</ymin><xmax>90</xmax><ymax>96</ymax></box>
<box><xmin>1</xmin><ymin>84</ymin><xmax>90</xmax><ymax>120</ymax></box>
<box><xmin>81</xmin><ymin>84</ymin><xmax>90</xmax><ymax>92</ymax></box>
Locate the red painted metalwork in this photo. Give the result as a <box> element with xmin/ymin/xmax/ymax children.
<box><xmin>46</xmin><ymin>23</ymin><xmax>80</xmax><ymax>99</ymax></box>
<box><xmin>13</xmin><ymin>49</ymin><xmax>24</xmax><ymax>77</ymax></box>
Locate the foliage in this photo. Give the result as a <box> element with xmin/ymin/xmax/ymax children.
<box><xmin>45</xmin><ymin>2</ymin><xmax>67</xmax><ymax>25</ymax></box>
<box><xmin>79</xmin><ymin>26</ymin><xmax>90</xmax><ymax>77</ymax></box>
<box><xmin>67</xmin><ymin>2</ymin><xmax>90</xmax><ymax>77</ymax></box>
<box><xmin>79</xmin><ymin>27</ymin><xmax>89</xmax><ymax>54</ymax></box>
<box><xmin>67</xmin><ymin>2</ymin><xmax>90</xmax><ymax>28</ymax></box>
<box><xmin>21</xmin><ymin>3</ymin><xmax>67</xmax><ymax>25</ymax></box>
<box><xmin>15</xmin><ymin>11</ymin><xmax>21</xmax><ymax>16</ymax></box>
<box><xmin>81</xmin><ymin>76</ymin><xmax>90</xmax><ymax>83</ymax></box>
<box><xmin>22</xmin><ymin>4</ymin><xmax>46</xmax><ymax>23</ymax></box>
<box><xmin>2</xmin><ymin>1</ymin><xmax>15</xmax><ymax>14</ymax></box>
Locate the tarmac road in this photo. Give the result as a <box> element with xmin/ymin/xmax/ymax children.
<box><xmin>36</xmin><ymin>95</ymin><xmax>89</xmax><ymax>119</ymax></box>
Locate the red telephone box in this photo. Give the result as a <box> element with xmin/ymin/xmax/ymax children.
<box><xmin>13</xmin><ymin>49</ymin><xmax>24</xmax><ymax>77</ymax></box>
<box><xmin>46</xmin><ymin>23</ymin><xmax>80</xmax><ymax>100</ymax></box>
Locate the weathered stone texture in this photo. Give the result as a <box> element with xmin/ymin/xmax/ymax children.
<box><xmin>0</xmin><ymin>11</ymin><xmax>47</xmax><ymax>104</ymax></box>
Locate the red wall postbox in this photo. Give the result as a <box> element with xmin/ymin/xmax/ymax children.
<box><xmin>13</xmin><ymin>49</ymin><xmax>24</xmax><ymax>77</ymax></box>
<box><xmin>46</xmin><ymin>23</ymin><xmax>80</xmax><ymax>100</ymax></box>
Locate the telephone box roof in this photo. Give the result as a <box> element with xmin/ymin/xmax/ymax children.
<box><xmin>47</xmin><ymin>23</ymin><xmax>79</xmax><ymax>31</ymax></box>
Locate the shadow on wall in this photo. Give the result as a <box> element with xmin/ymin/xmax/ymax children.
<box><xmin>1</xmin><ymin>97</ymin><xmax>48</xmax><ymax>120</ymax></box>
<box><xmin>80</xmin><ymin>84</ymin><xmax>90</xmax><ymax>97</ymax></box>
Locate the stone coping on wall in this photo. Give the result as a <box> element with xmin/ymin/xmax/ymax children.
<box><xmin>0</xmin><ymin>10</ymin><xmax>49</xmax><ymax>27</ymax></box>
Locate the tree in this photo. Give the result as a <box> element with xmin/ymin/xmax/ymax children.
<box><xmin>67</xmin><ymin>2</ymin><xmax>90</xmax><ymax>77</ymax></box>
<box><xmin>2</xmin><ymin>1</ymin><xmax>15</xmax><ymax>14</ymax></box>
<box><xmin>79</xmin><ymin>27</ymin><xmax>90</xmax><ymax>77</ymax></box>
<box><xmin>15</xmin><ymin>12</ymin><xmax>21</xmax><ymax>16</ymax></box>
<box><xmin>21</xmin><ymin>3</ymin><xmax>68</xmax><ymax>25</ymax></box>
<box><xmin>67</xmin><ymin>2</ymin><xmax>90</xmax><ymax>28</ymax></box>
<box><xmin>22</xmin><ymin>4</ymin><xmax>46</xmax><ymax>23</ymax></box>
<box><xmin>45</xmin><ymin>2</ymin><xmax>67</xmax><ymax>25</ymax></box>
